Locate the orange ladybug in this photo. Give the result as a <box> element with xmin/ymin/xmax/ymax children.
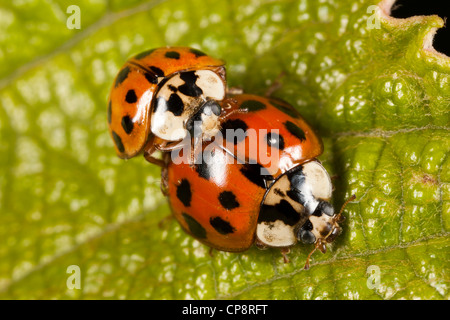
<box><xmin>163</xmin><ymin>94</ymin><xmax>354</xmax><ymax>268</ymax></box>
<box><xmin>107</xmin><ymin>47</ymin><xmax>227</xmax><ymax>165</ymax></box>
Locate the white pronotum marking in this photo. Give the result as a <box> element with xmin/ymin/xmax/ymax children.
<box><xmin>151</xmin><ymin>70</ymin><xmax>225</xmax><ymax>141</ymax></box>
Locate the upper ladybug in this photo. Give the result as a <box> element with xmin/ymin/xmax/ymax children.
<box><xmin>107</xmin><ymin>47</ymin><xmax>226</xmax><ymax>164</ymax></box>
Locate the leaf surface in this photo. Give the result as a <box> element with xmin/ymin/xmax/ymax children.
<box><xmin>0</xmin><ymin>0</ymin><xmax>448</xmax><ymax>299</ymax></box>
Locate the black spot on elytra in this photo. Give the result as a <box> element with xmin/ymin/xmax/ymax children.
<box><xmin>239</xmin><ymin>163</ymin><xmax>272</xmax><ymax>189</ymax></box>
<box><xmin>218</xmin><ymin>191</ymin><xmax>240</xmax><ymax>210</ymax></box>
<box><xmin>107</xmin><ymin>101</ymin><xmax>112</xmax><ymax>124</ymax></box>
<box><xmin>144</xmin><ymin>72</ymin><xmax>158</xmax><ymax>84</ymax></box>
<box><xmin>168</xmin><ymin>84</ymin><xmax>178</xmax><ymax>92</ymax></box>
<box><xmin>167</xmin><ymin>93</ymin><xmax>184</xmax><ymax>116</ymax></box>
<box><xmin>176</xmin><ymin>179</ymin><xmax>192</xmax><ymax>207</ymax></box>
<box><xmin>221</xmin><ymin>119</ymin><xmax>248</xmax><ymax>130</ymax></box>
<box><xmin>150</xmin><ymin>66</ymin><xmax>165</xmax><ymax>77</ymax></box>
<box><xmin>240</xmin><ymin>99</ymin><xmax>266</xmax><ymax>112</ymax></box>
<box><xmin>125</xmin><ymin>89</ymin><xmax>137</xmax><ymax>104</ymax></box>
<box><xmin>165</xmin><ymin>51</ymin><xmax>180</xmax><ymax>59</ymax></box>
<box><xmin>195</xmin><ymin>149</ymin><xmax>219</xmax><ymax>181</ymax></box>
<box><xmin>114</xmin><ymin>66</ymin><xmax>130</xmax><ymax>87</ymax></box>
<box><xmin>270</xmin><ymin>99</ymin><xmax>299</xmax><ymax>118</ymax></box>
<box><xmin>195</xmin><ymin>162</ymin><xmax>211</xmax><ymax>180</ymax></box>
<box><xmin>259</xmin><ymin>199</ymin><xmax>301</xmax><ymax>226</ymax></box>
<box><xmin>210</xmin><ymin>217</ymin><xmax>236</xmax><ymax>235</ymax></box>
<box><xmin>178</xmin><ymin>71</ymin><xmax>203</xmax><ymax>97</ymax></box>
<box><xmin>265</xmin><ymin>132</ymin><xmax>285</xmax><ymax>150</ymax></box>
<box><xmin>121</xmin><ymin>115</ymin><xmax>134</xmax><ymax>134</ymax></box>
<box><xmin>112</xmin><ymin>131</ymin><xmax>125</xmax><ymax>153</ymax></box>
<box><xmin>190</xmin><ymin>48</ymin><xmax>207</xmax><ymax>57</ymax></box>
<box><xmin>182</xmin><ymin>213</ymin><xmax>206</xmax><ymax>239</ymax></box>
<box><xmin>221</xmin><ymin>119</ymin><xmax>248</xmax><ymax>144</ymax></box>
<box><xmin>134</xmin><ymin>49</ymin><xmax>156</xmax><ymax>60</ymax></box>
<box><xmin>285</xmin><ymin>121</ymin><xmax>306</xmax><ymax>142</ymax></box>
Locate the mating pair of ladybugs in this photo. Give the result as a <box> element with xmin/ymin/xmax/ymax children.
<box><xmin>108</xmin><ymin>47</ymin><xmax>354</xmax><ymax>269</ymax></box>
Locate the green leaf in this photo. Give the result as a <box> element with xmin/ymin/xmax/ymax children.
<box><xmin>0</xmin><ymin>0</ymin><xmax>449</xmax><ymax>299</ymax></box>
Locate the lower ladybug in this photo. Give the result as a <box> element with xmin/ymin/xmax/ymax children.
<box><xmin>163</xmin><ymin>94</ymin><xmax>355</xmax><ymax>269</ymax></box>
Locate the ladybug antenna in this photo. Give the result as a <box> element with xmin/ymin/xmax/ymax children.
<box><xmin>304</xmin><ymin>241</ymin><xmax>320</xmax><ymax>270</ymax></box>
<box><xmin>334</xmin><ymin>194</ymin><xmax>356</xmax><ymax>223</ymax></box>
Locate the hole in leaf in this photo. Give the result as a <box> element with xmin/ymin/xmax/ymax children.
<box><xmin>390</xmin><ymin>0</ymin><xmax>450</xmax><ymax>56</ymax></box>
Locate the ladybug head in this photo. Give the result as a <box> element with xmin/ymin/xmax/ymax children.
<box><xmin>185</xmin><ymin>100</ymin><xmax>222</xmax><ymax>140</ymax></box>
<box><xmin>150</xmin><ymin>69</ymin><xmax>226</xmax><ymax>142</ymax></box>
<box><xmin>298</xmin><ymin>195</ymin><xmax>356</xmax><ymax>270</ymax></box>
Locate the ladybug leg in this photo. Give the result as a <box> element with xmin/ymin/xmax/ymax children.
<box><xmin>189</xmin><ymin>138</ymin><xmax>196</xmax><ymax>167</ymax></box>
<box><xmin>304</xmin><ymin>241</ymin><xmax>322</xmax><ymax>270</ymax></box>
<box><xmin>208</xmin><ymin>247</ymin><xmax>215</xmax><ymax>257</ymax></box>
<box><xmin>158</xmin><ymin>214</ymin><xmax>174</xmax><ymax>229</ymax></box>
<box><xmin>218</xmin><ymin>97</ymin><xmax>249</xmax><ymax>123</ymax></box>
<box><xmin>143</xmin><ymin>136</ymin><xmax>166</xmax><ymax>167</ymax></box>
<box><xmin>160</xmin><ymin>166</ymin><xmax>169</xmax><ymax>196</ymax></box>
<box><xmin>222</xmin><ymin>97</ymin><xmax>238</xmax><ymax>110</ymax></box>
<box><xmin>318</xmin><ymin>242</ymin><xmax>327</xmax><ymax>254</ymax></box>
<box><xmin>144</xmin><ymin>155</ymin><xmax>165</xmax><ymax>167</ymax></box>
<box><xmin>219</xmin><ymin>107</ymin><xmax>248</xmax><ymax>122</ymax></box>
<box><xmin>156</xmin><ymin>139</ymin><xmax>197</xmax><ymax>167</ymax></box>
<box><xmin>189</xmin><ymin>136</ymin><xmax>207</xmax><ymax>167</ymax></box>
<box><xmin>144</xmin><ymin>139</ymin><xmax>188</xmax><ymax>166</ymax></box>
<box><xmin>155</xmin><ymin>140</ymin><xmax>186</xmax><ymax>152</ymax></box>
<box><xmin>143</xmin><ymin>149</ymin><xmax>166</xmax><ymax>167</ymax></box>
<box><xmin>264</xmin><ymin>71</ymin><xmax>286</xmax><ymax>97</ymax></box>
<box><xmin>155</xmin><ymin>140</ymin><xmax>190</xmax><ymax>163</ymax></box>
<box><xmin>219</xmin><ymin>97</ymin><xmax>247</xmax><ymax>120</ymax></box>
<box><xmin>280</xmin><ymin>247</ymin><xmax>291</xmax><ymax>263</ymax></box>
